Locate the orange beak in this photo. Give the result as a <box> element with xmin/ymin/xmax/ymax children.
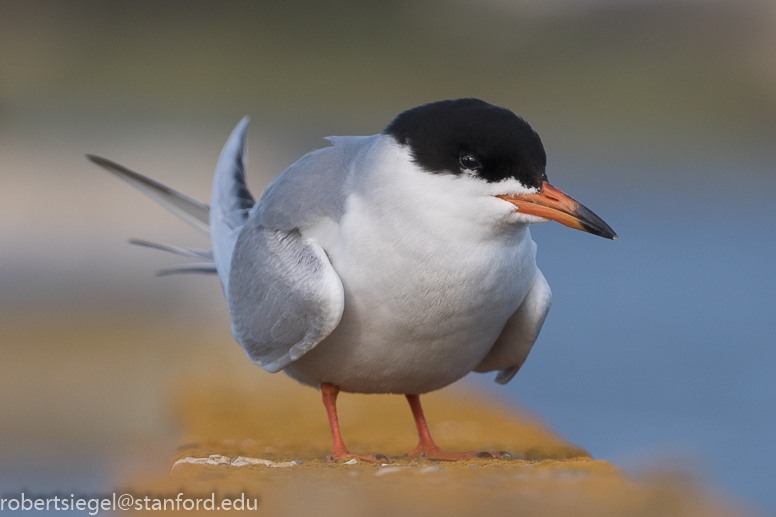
<box><xmin>497</xmin><ymin>181</ymin><xmax>617</xmax><ymax>240</ymax></box>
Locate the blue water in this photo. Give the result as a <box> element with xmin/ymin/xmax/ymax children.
<box><xmin>0</xmin><ymin>445</ymin><xmax>112</xmax><ymax>517</ymax></box>
<box><xmin>472</xmin><ymin>169</ymin><xmax>776</xmax><ymax>514</ymax></box>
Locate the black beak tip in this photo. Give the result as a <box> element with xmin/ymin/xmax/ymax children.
<box><xmin>593</xmin><ymin>223</ymin><xmax>618</xmax><ymax>240</ymax></box>
<box><xmin>587</xmin><ymin>225</ymin><xmax>618</xmax><ymax>240</ymax></box>
<box><xmin>578</xmin><ymin>207</ymin><xmax>617</xmax><ymax>240</ymax></box>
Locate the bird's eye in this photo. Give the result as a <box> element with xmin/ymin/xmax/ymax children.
<box><xmin>459</xmin><ymin>153</ymin><xmax>482</xmax><ymax>171</ymax></box>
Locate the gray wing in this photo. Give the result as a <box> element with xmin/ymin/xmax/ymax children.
<box><xmin>227</xmin><ymin>224</ymin><xmax>344</xmax><ymax>373</ymax></box>
<box><xmin>210</xmin><ymin>116</ymin><xmax>255</xmax><ymax>290</ymax></box>
<box><xmin>216</xmin><ymin>131</ymin><xmax>372</xmax><ymax>372</ymax></box>
<box><xmin>474</xmin><ymin>269</ymin><xmax>552</xmax><ymax>384</ymax></box>
<box><xmin>255</xmin><ymin>135</ymin><xmax>375</xmax><ymax>230</ymax></box>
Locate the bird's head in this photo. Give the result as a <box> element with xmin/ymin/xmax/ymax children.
<box><xmin>383</xmin><ymin>98</ymin><xmax>617</xmax><ymax>240</ymax></box>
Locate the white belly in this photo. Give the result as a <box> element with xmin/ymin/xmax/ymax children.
<box><xmin>284</xmin><ymin>195</ymin><xmax>539</xmax><ymax>394</ymax></box>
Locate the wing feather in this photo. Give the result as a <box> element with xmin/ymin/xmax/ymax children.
<box><xmin>210</xmin><ymin>117</ymin><xmax>255</xmax><ymax>290</ymax></box>
<box><xmin>474</xmin><ymin>270</ymin><xmax>552</xmax><ymax>384</ymax></box>
<box><xmin>226</xmin><ymin>224</ymin><xmax>344</xmax><ymax>373</ymax></box>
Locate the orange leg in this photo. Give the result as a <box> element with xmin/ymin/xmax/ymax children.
<box><xmin>321</xmin><ymin>383</ymin><xmax>388</xmax><ymax>464</ymax></box>
<box><xmin>405</xmin><ymin>394</ymin><xmax>503</xmax><ymax>461</ymax></box>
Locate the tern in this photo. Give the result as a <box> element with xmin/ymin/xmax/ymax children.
<box><xmin>88</xmin><ymin>98</ymin><xmax>616</xmax><ymax>462</ymax></box>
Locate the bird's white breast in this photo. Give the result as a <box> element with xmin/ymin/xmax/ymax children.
<box><xmin>284</xmin><ymin>137</ymin><xmax>540</xmax><ymax>393</ymax></box>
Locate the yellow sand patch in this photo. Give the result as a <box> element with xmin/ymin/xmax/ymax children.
<box><xmin>123</xmin><ymin>370</ymin><xmax>746</xmax><ymax>517</ymax></box>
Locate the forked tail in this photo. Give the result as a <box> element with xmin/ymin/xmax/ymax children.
<box><xmin>87</xmin><ymin>118</ymin><xmax>255</xmax><ymax>284</ymax></box>
<box><xmin>86</xmin><ymin>154</ymin><xmax>218</xmax><ymax>276</ymax></box>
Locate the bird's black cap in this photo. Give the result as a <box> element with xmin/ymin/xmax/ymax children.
<box><xmin>384</xmin><ymin>98</ymin><xmax>547</xmax><ymax>189</ymax></box>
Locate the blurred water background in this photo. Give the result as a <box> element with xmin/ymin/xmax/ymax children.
<box><xmin>1</xmin><ymin>0</ymin><xmax>774</xmax><ymax>514</ymax></box>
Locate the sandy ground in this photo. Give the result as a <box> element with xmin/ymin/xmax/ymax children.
<box><xmin>123</xmin><ymin>365</ymin><xmax>749</xmax><ymax>517</ymax></box>
<box><xmin>0</xmin><ymin>316</ymin><xmax>753</xmax><ymax>516</ymax></box>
